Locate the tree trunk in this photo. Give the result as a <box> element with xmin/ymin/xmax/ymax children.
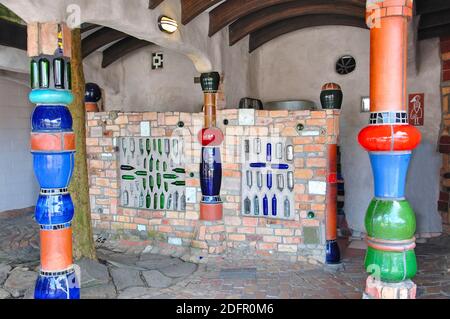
<box><xmin>68</xmin><ymin>28</ymin><xmax>97</xmax><ymax>260</ymax></box>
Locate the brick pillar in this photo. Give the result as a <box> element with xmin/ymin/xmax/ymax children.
<box><xmin>358</xmin><ymin>0</ymin><xmax>421</xmax><ymax>299</ymax></box>
<box><xmin>28</xmin><ymin>23</ymin><xmax>80</xmax><ymax>299</ymax></box>
<box><xmin>438</xmin><ymin>36</ymin><xmax>450</xmax><ymax>230</ymax></box>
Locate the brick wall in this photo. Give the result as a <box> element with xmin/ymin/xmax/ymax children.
<box><xmin>86</xmin><ymin>109</ymin><xmax>340</xmax><ymax>264</ymax></box>
<box><xmin>438</xmin><ymin>36</ymin><xmax>450</xmax><ymax>231</ymax></box>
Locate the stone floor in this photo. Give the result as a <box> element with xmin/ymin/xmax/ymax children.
<box><xmin>0</xmin><ymin>208</ymin><xmax>449</xmax><ymax>299</ymax></box>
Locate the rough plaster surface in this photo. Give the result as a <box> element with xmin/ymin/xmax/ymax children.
<box><xmin>0</xmin><ymin>46</ymin><xmax>28</xmax><ymax>74</ymax></box>
<box><xmin>84</xmin><ymin>47</ymin><xmax>203</xmax><ymax>112</ymax></box>
<box><xmin>249</xmin><ymin>26</ymin><xmax>442</xmax><ymax>235</ymax></box>
<box><xmin>0</xmin><ymin>77</ymin><xmax>38</xmax><ymax>212</ymax></box>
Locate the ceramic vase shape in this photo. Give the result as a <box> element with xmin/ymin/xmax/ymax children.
<box><xmin>320</xmin><ymin>83</ymin><xmax>343</xmax><ymax>110</ymax></box>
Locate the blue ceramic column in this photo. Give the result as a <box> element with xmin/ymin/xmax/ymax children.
<box><xmin>29</xmin><ymin>23</ymin><xmax>79</xmax><ymax>299</ymax></box>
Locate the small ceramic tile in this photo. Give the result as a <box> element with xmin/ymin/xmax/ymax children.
<box><xmin>309</xmin><ymin>181</ymin><xmax>327</xmax><ymax>195</ymax></box>
<box><xmin>238</xmin><ymin>109</ymin><xmax>255</xmax><ymax>126</ymax></box>
<box><xmin>140</xmin><ymin>121</ymin><xmax>151</xmax><ymax>136</ymax></box>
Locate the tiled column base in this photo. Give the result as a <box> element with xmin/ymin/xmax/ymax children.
<box><xmin>189</xmin><ymin>221</ymin><xmax>226</xmax><ymax>263</ymax></box>
<box><xmin>363</xmin><ymin>276</ymin><xmax>417</xmax><ymax>299</ymax></box>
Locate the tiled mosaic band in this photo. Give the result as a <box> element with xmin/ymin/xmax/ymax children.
<box><xmin>369</xmin><ymin>112</ymin><xmax>408</xmax><ymax>125</ymax></box>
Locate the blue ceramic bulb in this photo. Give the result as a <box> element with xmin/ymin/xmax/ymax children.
<box><xmin>369</xmin><ymin>152</ymin><xmax>411</xmax><ymax>198</ymax></box>
<box><xmin>34</xmin><ymin>271</ymin><xmax>80</xmax><ymax>300</ymax></box>
<box><xmin>32</xmin><ymin>152</ymin><xmax>75</xmax><ymax>189</ymax></box>
<box><xmin>85</xmin><ymin>83</ymin><xmax>102</xmax><ymax>103</ymax></box>
<box><xmin>35</xmin><ymin>193</ymin><xmax>74</xmax><ymax>225</ymax></box>
<box><xmin>200</xmin><ymin>147</ymin><xmax>222</xmax><ymax>197</ymax></box>
<box><xmin>32</xmin><ymin>105</ymin><xmax>73</xmax><ymax>132</ymax></box>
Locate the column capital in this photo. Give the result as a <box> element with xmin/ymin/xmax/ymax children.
<box><xmin>366</xmin><ymin>0</ymin><xmax>414</xmax><ymax>28</ymax></box>
<box><xmin>27</xmin><ymin>22</ymin><xmax>72</xmax><ymax>58</ymax></box>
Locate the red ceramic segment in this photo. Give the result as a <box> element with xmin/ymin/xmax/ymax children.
<box><xmin>197</xmin><ymin>127</ymin><xmax>224</xmax><ymax>147</ymax></box>
<box><xmin>358</xmin><ymin>124</ymin><xmax>421</xmax><ymax>151</ymax></box>
<box><xmin>200</xmin><ymin>203</ymin><xmax>223</xmax><ymax>221</ymax></box>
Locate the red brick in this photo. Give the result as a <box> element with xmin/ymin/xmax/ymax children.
<box><xmin>444</xmin><ymin>70</ymin><xmax>450</xmax><ymax>82</ymax></box>
<box><xmin>229</xmin><ymin>234</ymin><xmax>246</xmax><ymax>241</ymax></box>
<box><xmin>441</xmin><ymin>39</ymin><xmax>450</xmax><ymax>54</ymax></box>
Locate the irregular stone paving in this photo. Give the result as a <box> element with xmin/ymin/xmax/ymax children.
<box><xmin>0</xmin><ymin>208</ymin><xmax>449</xmax><ymax>299</ymax></box>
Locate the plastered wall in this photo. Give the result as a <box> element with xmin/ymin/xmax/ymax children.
<box><xmin>0</xmin><ymin>76</ymin><xmax>39</xmax><ymax>212</ymax></box>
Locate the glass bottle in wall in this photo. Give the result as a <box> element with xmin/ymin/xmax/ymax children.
<box><xmin>254</xmin><ymin>195</ymin><xmax>260</xmax><ymax>215</ymax></box>
<box><xmin>66</xmin><ymin>62</ymin><xmax>72</xmax><ymax>90</ymax></box>
<box><xmin>39</xmin><ymin>58</ymin><xmax>50</xmax><ymax>88</ymax></box>
<box><xmin>160</xmin><ymin>193</ymin><xmax>165</xmax><ymax>210</ymax></box>
<box><xmin>30</xmin><ymin>60</ymin><xmax>40</xmax><ymax>89</ymax></box>
<box><xmin>53</xmin><ymin>58</ymin><xmax>65</xmax><ymax>89</ymax></box>
<box><xmin>146</xmin><ymin>191</ymin><xmax>151</xmax><ymax>209</ymax></box>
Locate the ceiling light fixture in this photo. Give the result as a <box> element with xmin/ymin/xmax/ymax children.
<box><xmin>158</xmin><ymin>15</ymin><xmax>178</xmax><ymax>34</ymax></box>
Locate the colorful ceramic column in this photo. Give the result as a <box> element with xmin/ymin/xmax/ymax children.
<box><xmin>198</xmin><ymin>72</ymin><xmax>224</xmax><ymax>221</ymax></box>
<box><xmin>358</xmin><ymin>0</ymin><xmax>421</xmax><ymax>297</ymax></box>
<box><xmin>326</xmin><ymin>144</ymin><xmax>341</xmax><ymax>264</ymax></box>
<box><xmin>28</xmin><ymin>23</ymin><xmax>79</xmax><ymax>299</ymax></box>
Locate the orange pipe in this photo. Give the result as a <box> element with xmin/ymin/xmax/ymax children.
<box><xmin>204</xmin><ymin>93</ymin><xmax>217</xmax><ymax>128</ymax></box>
<box><xmin>368</xmin><ymin>0</ymin><xmax>413</xmax><ymax>112</ymax></box>
<box><xmin>40</xmin><ymin>227</ymin><xmax>73</xmax><ymax>271</ymax></box>
<box><xmin>326</xmin><ymin>144</ymin><xmax>338</xmax><ymax>241</ymax></box>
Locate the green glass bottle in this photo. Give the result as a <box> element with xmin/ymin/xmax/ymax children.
<box><xmin>157</xmin><ymin>173</ymin><xmax>162</xmax><ymax>189</ymax></box>
<box><xmin>122</xmin><ymin>175</ymin><xmax>135</xmax><ymax>181</ymax></box>
<box><xmin>164</xmin><ymin>182</ymin><xmax>169</xmax><ymax>192</ymax></box>
<box><xmin>66</xmin><ymin>61</ymin><xmax>72</xmax><ymax>90</ymax></box>
<box><xmin>163</xmin><ymin>174</ymin><xmax>177</xmax><ymax>180</ymax></box>
<box><xmin>30</xmin><ymin>60</ymin><xmax>39</xmax><ymax>89</ymax></box>
<box><xmin>153</xmin><ymin>193</ymin><xmax>158</xmax><ymax>210</ymax></box>
<box><xmin>172</xmin><ymin>168</ymin><xmax>186</xmax><ymax>174</ymax></box>
<box><xmin>149</xmin><ymin>175</ymin><xmax>154</xmax><ymax>192</ymax></box>
<box><xmin>171</xmin><ymin>181</ymin><xmax>186</xmax><ymax>186</ymax></box>
<box><xmin>53</xmin><ymin>58</ymin><xmax>65</xmax><ymax>89</ymax></box>
<box><xmin>149</xmin><ymin>156</ymin><xmax>154</xmax><ymax>172</ymax></box>
<box><xmin>142</xmin><ymin>178</ymin><xmax>146</xmax><ymax>190</ymax></box>
<box><xmin>121</xmin><ymin>165</ymin><xmax>135</xmax><ymax>171</ymax></box>
<box><xmin>158</xmin><ymin>139</ymin><xmax>162</xmax><ymax>155</ymax></box>
<box><xmin>135</xmin><ymin>171</ymin><xmax>147</xmax><ymax>176</ymax></box>
<box><xmin>139</xmin><ymin>191</ymin><xmax>144</xmax><ymax>208</ymax></box>
<box><xmin>146</xmin><ymin>191</ymin><xmax>151</xmax><ymax>209</ymax></box>
<box><xmin>163</xmin><ymin>162</ymin><xmax>167</xmax><ymax>172</ymax></box>
<box><xmin>39</xmin><ymin>58</ymin><xmax>50</xmax><ymax>88</ymax></box>
<box><xmin>146</xmin><ymin>139</ymin><xmax>151</xmax><ymax>155</ymax></box>
<box><xmin>160</xmin><ymin>193</ymin><xmax>165</xmax><ymax>210</ymax></box>
<box><xmin>156</xmin><ymin>159</ymin><xmax>160</xmax><ymax>172</ymax></box>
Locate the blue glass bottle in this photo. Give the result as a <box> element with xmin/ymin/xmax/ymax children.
<box><xmin>272</xmin><ymin>195</ymin><xmax>277</xmax><ymax>216</ymax></box>
<box><xmin>263</xmin><ymin>195</ymin><xmax>269</xmax><ymax>216</ymax></box>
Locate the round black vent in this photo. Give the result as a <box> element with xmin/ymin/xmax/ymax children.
<box><xmin>336</xmin><ymin>55</ymin><xmax>356</xmax><ymax>75</ymax></box>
